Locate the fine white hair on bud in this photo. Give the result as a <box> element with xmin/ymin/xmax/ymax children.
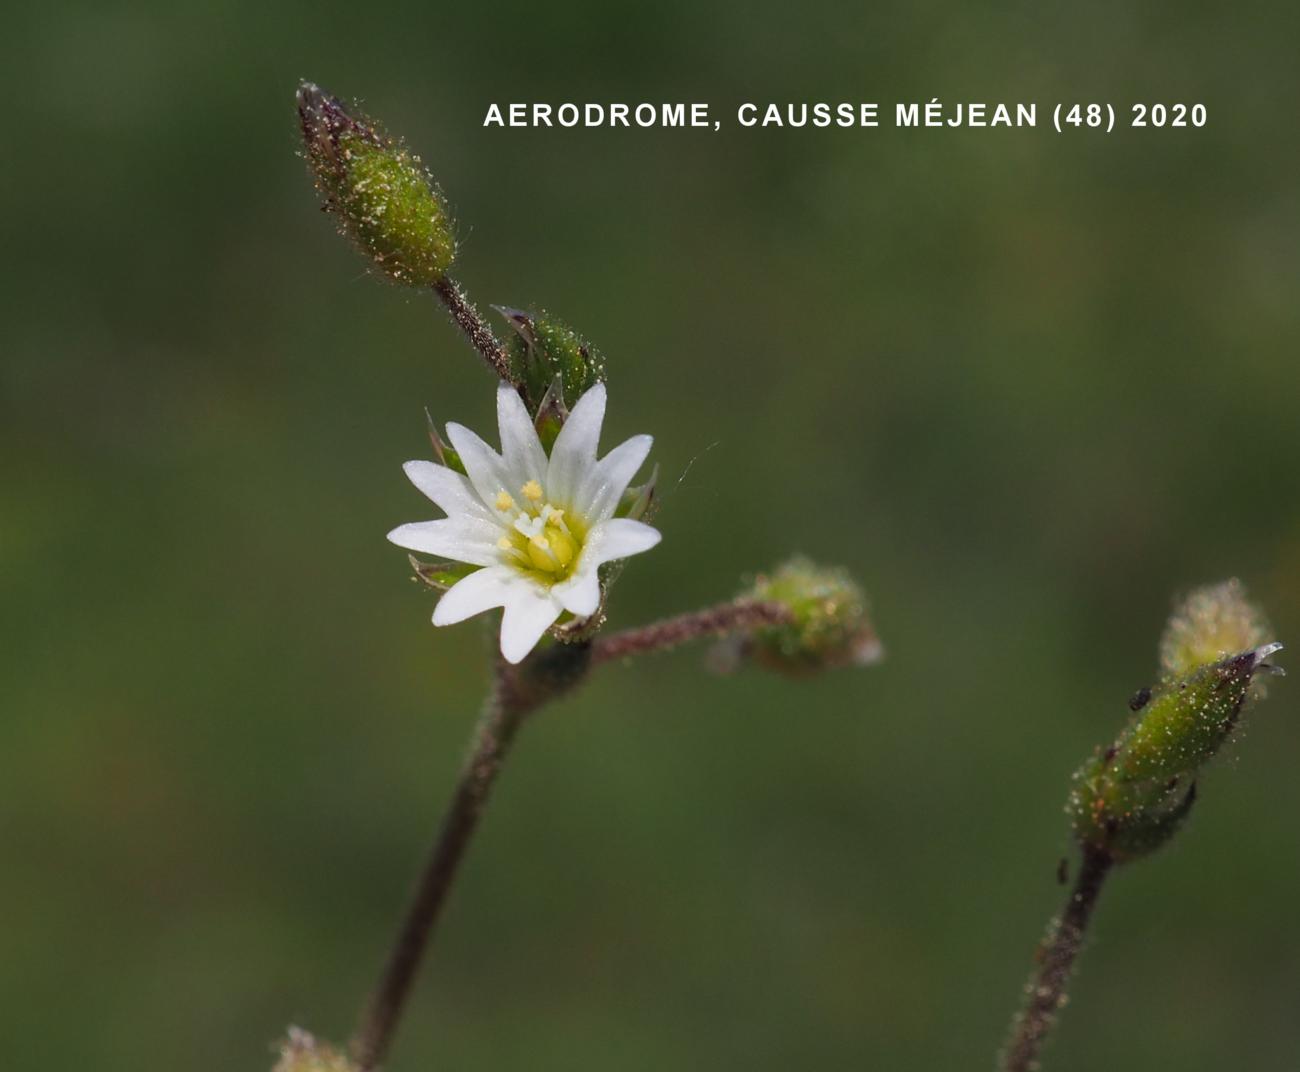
<box><xmin>388</xmin><ymin>383</ymin><xmax>661</xmax><ymax>663</ymax></box>
<box><xmin>273</xmin><ymin>1027</ymin><xmax>357</xmax><ymax>1072</ymax></box>
<box><xmin>1159</xmin><ymin>578</ymin><xmax>1272</xmax><ymax>680</ymax></box>
<box><xmin>736</xmin><ymin>556</ymin><xmax>882</xmax><ymax>676</ymax></box>
<box><xmin>296</xmin><ymin>81</ymin><xmax>456</xmax><ymax>287</ymax></box>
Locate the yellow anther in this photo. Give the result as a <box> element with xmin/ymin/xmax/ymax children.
<box><xmin>495</xmin><ymin>490</ymin><xmax>515</xmax><ymax>511</ymax></box>
<box><xmin>530</xmin><ymin>533</ymin><xmax>550</xmax><ymax>550</ymax></box>
<box><xmin>497</xmin><ymin>536</ymin><xmax>514</xmax><ymax>551</ymax></box>
<box><xmin>521</xmin><ymin>479</ymin><xmax>544</xmax><ymax>502</ymax></box>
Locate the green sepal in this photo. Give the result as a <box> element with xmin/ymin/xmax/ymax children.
<box><xmin>616</xmin><ymin>463</ymin><xmax>659</xmax><ymax>522</ymax></box>
<box><xmin>532</xmin><ymin>375</ymin><xmax>568</xmax><ymax>452</ymax></box>
<box><xmin>425</xmin><ymin>409</ymin><xmax>466</xmax><ymax>475</ymax></box>
<box><xmin>495</xmin><ymin>306</ymin><xmax>606</xmax><ymax>414</ymax></box>
<box><xmin>1116</xmin><ymin>646</ymin><xmax>1276</xmax><ymax>784</ymax></box>
<box><xmin>408</xmin><ymin>555</ymin><xmax>477</xmax><ymax>591</ymax></box>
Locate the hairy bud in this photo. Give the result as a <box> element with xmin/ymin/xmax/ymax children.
<box><xmin>737</xmin><ymin>557</ymin><xmax>882</xmax><ymax>676</ymax></box>
<box><xmin>1066</xmin><ymin>582</ymin><xmax>1283</xmax><ymax>863</ymax></box>
<box><xmin>297</xmin><ymin>82</ymin><xmax>455</xmax><ymax>287</ymax></box>
<box><xmin>495</xmin><ymin>306</ymin><xmax>607</xmax><ymax>419</ymax></box>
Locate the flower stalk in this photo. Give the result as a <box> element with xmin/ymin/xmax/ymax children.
<box><xmin>349</xmin><ymin>643</ymin><xmax>589</xmax><ymax>1071</ymax></box>
<box><xmin>591</xmin><ymin>599</ymin><xmax>792</xmax><ymax>664</ymax></box>
<box><xmin>431</xmin><ymin>276</ymin><xmax>514</xmax><ymax>385</ymax></box>
<box><xmin>1002</xmin><ymin>847</ymin><xmax>1112</xmax><ymax>1072</ymax></box>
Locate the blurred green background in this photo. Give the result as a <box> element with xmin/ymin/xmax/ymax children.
<box><xmin>4</xmin><ymin>2</ymin><xmax>1299</xmax><ymax>1069</ymax></box>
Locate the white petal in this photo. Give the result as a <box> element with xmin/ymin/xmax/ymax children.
<box><xmin>546</xmin><ymin>382</ymin><xmax>606</xmax><ymax>509</ymax></box>
<box><xmin>386</xmin><ymin>519</ymin><xmax>501</xmax><ymax>567</ymax></box>
<box><xmin>445</xmin><ymin>422</ymin><xmax>514</xmax><ymax>510</ymax></box>
<box><xmin>495</xmin><ymin>384</ymin><xmax>548</xmax><ymax>485</ymax></box>
<box><xmin>577</xmin><ymin>434</ymin><xmax>653</xmax><ymax>522</ymax></box>
<box><xmin>498</xmin><ymin>587</ymin><xmax>563</xmax><ymax>664</ymax></box>
<box><xmin>580</xmin><ymin>517</ymin><xmax>662</xmax><ymax>570</ymax></box>
<box><xmin>432</xmin><ymin>566</ymin><xmax>517</xmax><ymax>626</ymax></box>
<box><xmin>552</xmin><ymin>570</ymin><xmax>601</xmax><ymax>618</ymax></box>
<box><xmin>402</xmin><ymin>461</ymin><xmax>496</xmax><ymax>523</ymax></box>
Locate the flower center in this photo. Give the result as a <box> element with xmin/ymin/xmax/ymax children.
<box><xmin>493</xmin><ymin>482</ymin><xmax>585</xmax><ymax>581</ymax></box>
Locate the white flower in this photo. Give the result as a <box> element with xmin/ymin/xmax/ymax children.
<box><xmin>388</xmin><ymin>382</ymin><xmax>662</xmax><ymax>663</ymax></box>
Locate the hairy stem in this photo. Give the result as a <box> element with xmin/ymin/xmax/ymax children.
<box><xmin>592</xmin><ymin>600</ymin><xmax>792</xmax><ymax>664</ymax></box>
<box><xmin>349</xmin><ymin>676</ymin><xmax>525</xmax><ymax>1071</ymax></box>
<box><xmin>348</xmin><ymin>640</ymin><xmax>592</xmax><ymax>1070</ymax></box>
<box><xmin>1002</xmin><ymin>846</ymin><xmax>1113</xmax><ymax>1072</ymax></box>
<box><xmin>432</xmin><ymin>277</ymin><xmax>514</xmax><ymax>383</ymax></box>
<box><xmin>346</xmin><ymin>598</ymin><xmax>785</xmax><ymax>1069</ymax></box>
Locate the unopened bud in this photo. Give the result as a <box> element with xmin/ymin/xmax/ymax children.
<box><xmin>1068</xmin><ymin>639</ymin><xmax>1283</xmax><ymax>862</ymax></box>
<box><xmin>495</xmin><ymin>306</ymin><xmax>606</xmax><ymax>416</ymax></box>
<box><xmin>273</xmin><ymin>1028</ymin><xmax>357</xmax><ymax>1072</ymax></box>
<box><xmin>297</xmin><ymin>82</ymin><xmax>456</xmax><ymax>287</ymax></box>
<box><xmin>739</xmin><ymin>556</ymin><xmax>882</xmax><ymax>676</ymax></box>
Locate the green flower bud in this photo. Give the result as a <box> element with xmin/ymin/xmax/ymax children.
<box><xmin>741</xmin><ymin>556</ymin><xmax>882</xmax><ymax>676</ymax></box>
<box><xmin>297</xmin><ymin>82</ymin><xmax>455</xmax><ymax>287</ymax></box>
<box><xmin>273</xmin><ymin>1028</ymin><xmax>357</xmax><ymax>1072</ymax></box>
<box><xmin>494</xmin><ymin>307</ymin><xmax>606</xmax><ymax>418</ymax></box>
<box><xmin>1160</xmin><ymin>578</ymin><xmax>1271</xmax><ymax>680</ymax></box>
<box><xmin>1068</xmin><ymin>642</ymin><xmax>1283</xmax><ymax>862</ymax></box>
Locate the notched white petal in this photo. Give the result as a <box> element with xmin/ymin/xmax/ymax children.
<box><xmin>402</xmin><ymin>460</ymin><xmax>496</xmax><ymax>522</ymax></box>
<box><xmin>495</xmin><ymin>383</ymin><xmax>548</xmax><ymax>485</ymax></box>
<box><xmin>432</xmin><ymin>566</ymin><xmax>516</xmax><ymax>626</ymax></box>
<box><xmin>581</xmin><ymin>517</ymin><xmax>662</xmax><ymax>569</ymax></box>
<box><xmin>387</xmin><ymin>520</ymin><xmax>501</xmax><ymax>567</ymax></box>
<box><xmin>553</xmin><ymin>570</ymin><xmax>602</xmax><ymax>618</ymax></box>
<box><xmin>547</xmin><ymin>382</ymin><xmax>606</xmax><ymax>508</ymax></box>
<box><xmin>579</xmin><ymin>433</ymin><xmax>653</xmax><ymax>522</ymax></box>
<box><xmin>445</xmin><ymin>421</ymin><xmax>512</xmax><ymax>509</ymax></box>
<box><xmin>499</xmin><ymin>588</ymin><xmax>563</xmax><ymax>664</ymax></box>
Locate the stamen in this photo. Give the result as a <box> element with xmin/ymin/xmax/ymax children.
<box><xmin>546</xmin><ymin>507</ymin><xmax>572</xmax><ymax>535</ymax></box>
<box><xmin>496</xmin><ymin>537</ymin><xmax>514</xmax><ymax>551</ymax></box>
<box><xmin>521</xmin><ymin>479</ymin><xmax>544</xmax><ymax>502</ymax></box>
<box><xmin>495</xmin><ymin>490</ymin><xmax>515</xmax><ymax>511</ymax></box>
